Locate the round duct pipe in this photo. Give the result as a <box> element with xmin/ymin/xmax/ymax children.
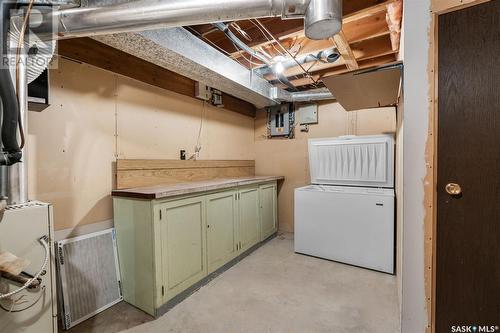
<box><xmin>305</xmin><ymin>0</ymin><xmax>342</xmax><ymax>40</ymax></box>
<box><xmin>321</xmin><ymin>48</ymin><xmax>340</xmax><ymax>63</ymax></box>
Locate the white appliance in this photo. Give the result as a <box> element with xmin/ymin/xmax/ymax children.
<box><xmin>294</xmin><ymin>135</ymin><xmax>395</xmax><ymax>274</ymax></box>
<box><xmin>0</xmin><ymin>202</ymin><xmax>57</xmax><ymax>333</ymax></box>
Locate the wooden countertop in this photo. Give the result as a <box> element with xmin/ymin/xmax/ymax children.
<box><xmin>112</xmin><ymin>176</ymin><xmax>284</xmax><ymax>200</ymax></box>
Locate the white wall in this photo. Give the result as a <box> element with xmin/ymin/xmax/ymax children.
<box><xmin>401</xmin><ymin>0</ymin><xmax>430</xmax><ymax>331</ymax></box>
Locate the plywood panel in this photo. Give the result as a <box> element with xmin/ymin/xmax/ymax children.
<box><xmin>115</xmin><ymin>77</ymin><xmax>255</xmax><ymax>161</ymax></box>
<box><xmin>116</xmin><ymin>160</ymin><xmax>255</xmax><ymax>189</ymax></box>
<box><xmin>28</xmin><ymin>57</ymin><xmax>255</xmax><ymax>231</ymax></box>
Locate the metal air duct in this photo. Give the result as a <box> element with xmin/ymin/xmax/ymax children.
<box><xmin>288</xmin><ymin>88</ymin><xmax>335</xmax><ymax>102</ymax></box>
<box><xmin>273</xmin><ymin>87</ymin><xmax>335</xmax><ymax>102</ymax></box>
<box><xmin>25</xmin><ymin>0</ymin><xmax>342</xmax><ymax>41</ymax></box>
<box><xmin>305</xmin><ymin>0</ymin><xmax>342</xmax><ymax>40</ymax></box>
<box><xmin>213</xmin><ymin>22</ymin><xmax>298</xmax><ymax>91</ymax></box>
<box><xmin>256</xmin><ymin>48</ymin><xmax>340</xmax><ymax>76</ymax></box>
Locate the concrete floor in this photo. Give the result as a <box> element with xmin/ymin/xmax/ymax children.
<box><xmin>69</xmin><ymin>233</ymin><xmax>400</xmax><ymax>333</ymax></box>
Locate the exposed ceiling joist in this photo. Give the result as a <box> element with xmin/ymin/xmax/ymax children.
<box><xmin>331</xmin><ymin>31</ymin><xmax>359</xmax><ymax>70</ymax></box>
<box><xmin>184</xmin><ymin>0</ymin><xmax>404</xmax><ymax>91</ymax></box>
<box><xmin>343</xmin><ymin>0</ymin><xmax>398</xmax><ymax>23</ymax></box>
<box><xmin>194</xmin><ymin>0</ymin><xmax>393</xmax><ymax>57</ymax></box>
<box><xmin>277</xmin><ymin>54</ymin><xmax>398</xmax><ymax>87</ymax></box>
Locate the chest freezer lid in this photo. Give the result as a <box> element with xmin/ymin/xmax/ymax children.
<box><xmin>308</xmin><ymin>134</ymin><xmax>394</xmax><ymax>188</ymax></box>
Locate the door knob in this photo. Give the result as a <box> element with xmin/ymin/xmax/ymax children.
<box><xmin>445</xmin><ymin>183</ymin><xmax>462</xmax><ymax>195</ymax></box>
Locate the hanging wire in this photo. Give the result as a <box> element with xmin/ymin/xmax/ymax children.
<box><xmin>185</xmin><ymin>26</ymin><xmax>232</xmax><ymax>57</ymax></box>
<box><xmin>230</xmin><ymin>22</ymin><xmax>252</xmax><ymax>42</ymax></box>
<box><xmin>15</xmin><ymin>0</ymin><xmax>35</xmax><ymax>149</ymax></box>
<box><xmin>252</xmin><ymin>19</ymin><xmax>320</xmax><ymax>87</ymax></box>
<box><xmin>248</xmin><ymin>20</ymin><xmax>287</xmax><ymax>58</ymax></box>
<box><xmin>185</xmin><ymin>26</ymin><xmax>263</xmax><ymax>68</ymax></box>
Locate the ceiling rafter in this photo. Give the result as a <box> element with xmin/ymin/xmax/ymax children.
<box><xmin>187</xmin><ymin>0</ymin><xmax>403</xmax><ymax>90</ymax></box>
<box><xmin>331</xmin><ymin>31</ymin><xmax>359</xmax><ymax>70</ymax></box>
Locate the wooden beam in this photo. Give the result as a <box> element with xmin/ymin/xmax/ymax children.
<box><xmin>343</xmin><ymin>0</ymin><xmax>398</xmax><ymax>23</ymax></box>
<box><xmin>331</xmin><ymin>31</ymin><xmax>359</xmax><ymax>70</ymax></box>
<box><xmin>204</xmin><ymin>0</ymin><xmax>392</xmax><ymax>57</ymax></box>
<box><xmin>430</xmin><ymin>0</ymin><xmax>490</xmax><ymax>14</ymax></box>
<box><xmin>231</xmin><ymin>0</ymin><xmax>393</xmax><ymax>63</ymax></box>
<box><xmin>351</xmin><ymin>34</ymin><xmax>395</xmax><ymax>60</ymax></box>
<box><xmin>263</xmin><ymin>33</ymin><xmax>395</xmax><ymax>80</ymax></box>
<box><xmin>244</xmin><ymin>10</ymin><xmax>390</xmax><ymax>63</ymax></box>
<box><xmin>344</xmin><ymin>9</ymin><xmax>391</xmax><ymax>43</ymax></box>
<box><xmin>283</xmin><ymin>54</ymin><xmax>398</xmax><ymax>87</ymax></box>
<box><xmin>57</xmin><ymin>38</ymin><xmax>256</xmax><ymax>118</ymax></box>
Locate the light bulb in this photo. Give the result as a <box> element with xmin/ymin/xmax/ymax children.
<box><xmin>274</xmin><ymin>62</ymin><xmax>284</xmax><ymax>74</ymax></box>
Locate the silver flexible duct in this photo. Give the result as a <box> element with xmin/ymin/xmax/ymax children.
<box><xmin>213</xmin><ymin>22</ymin><xmax>298</xmax><ymax>91</ymax></box>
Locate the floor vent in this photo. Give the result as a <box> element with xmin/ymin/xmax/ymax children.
<box><xmin>57</xmin><ymin>228</ymin><xmax>122</xmax><ymax>329</ymax></box>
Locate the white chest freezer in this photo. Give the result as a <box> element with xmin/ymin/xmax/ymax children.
<box><xmin>294</xmin><ymin>185</ymin><xmax>394</xmax><ymax>273</ymax></box>
<box><xmin>294</xmin><ymin>135</ymin><xmax>395</xmax><ymax>274</ymax></box>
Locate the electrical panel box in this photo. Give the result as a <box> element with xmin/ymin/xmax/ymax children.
<box><xmin>269</xmin><ymin>104</ymin><xmax>292</xmax><ymax>137</ymax></box>
<box><xmin>195</xmin><ymin>82</ymin><xmax>212</xmax><ymax>101</ymax></box>
<box><xmin>298</xmin><ymin>104</ymin><xmax>318</xmax><ymax>124</ymax></box>
<box><xmin>211</xmin><ymin>89</ymin><xmax>223</xmax><ymax>107</ymax></box>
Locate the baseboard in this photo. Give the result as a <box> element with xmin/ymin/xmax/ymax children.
<box><xmin>54</xmin><ymin>219</ymin><xmax>114</xmax><ymax>241</ymax></box>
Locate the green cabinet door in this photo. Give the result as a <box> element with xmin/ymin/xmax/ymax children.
<box><xmin>158</xmin><ymin>196</ymin><xmax>207</xmax><ymax>303</ymax></box>
<box><xmin>238</xmin><ymin>186</ymin><xmax>261</xmax><ymax>252</ymax></box>
<box><xmin>260</xmin><ymin>182</ymin><xmax>277</xmax><ymax>241</ymax></box>
<box><xmin>206</xmin><ymin>190</ymin><xmax>238</xmax><ymax>273</ymax></box>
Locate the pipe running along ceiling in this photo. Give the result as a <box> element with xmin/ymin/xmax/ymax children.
<box><xmin>15</xmin><ymin>0</ymin><xmax>340</xmax><ymax>106</ymax></box>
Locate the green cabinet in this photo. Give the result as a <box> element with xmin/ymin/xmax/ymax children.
<box><xmin>158</xmin><ymin>197</ymin><xmax>207</xmax><ymax>303</ymax></box>
<box><xmin>260</xmin><ymin>182</ymin><xmax>278</xmax><ymax>240</ymax></box>
<box><xmin>113</xmin><ymin>180</ymin><xmax>278</xmax><ymax>316</ymax></box>
<box><xmin>238</xmin><ymin>186</ymin><xmax>261</xmax><ymax>252</ymax></box>
<box><xmin>206</xmin><ymin>190</ymin><xmax>238</xmax><ymax>273</ymax></box>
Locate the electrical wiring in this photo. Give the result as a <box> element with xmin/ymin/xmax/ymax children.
<box><xmin>188</xmin><ymin>101</ymin><xmax>206</xmax><ymax>161</ymax></box>
<box><xmin>0</xmin><ymin>286</ymin><xmax>46</xmax><ymax>313</ymax></box>
<box><xmin>248</xmin><ymin>20</ymin><xmax>287</xmax><ymax>58</ymax></box>
<box><xmin>252</xmin><ymin>19</ymin><xmax>320</xmax><ymax>87</ymax></box>
<box><xmin>0</xmin><ymin>236</ymin><xmax>49</xmax><ymax>300</ymax></box>
<box><xmin>229</xmin><ymin>40</ymin><xmax>266</xmax><ymax>66</ymax></box>
<box><xmin>186</xmin><ymin>26</ymin><xmax>257</xmax><ymax>69</ymax></box>
<box><xmin>15</xmin><ymin>0</ymin><xmax>35</xmax><ymax>150</ymax></box>
<box><xmin>185</xmin><ymin>26</ymin><xmax>232</xmax><ymax>57</ymax></box>
<box><xmin>230</xmin><ymin>22</ymin><xmax>252</xmax><ymax>42</ymax></box>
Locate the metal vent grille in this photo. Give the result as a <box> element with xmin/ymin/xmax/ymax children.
<box><xmin>57</xmin><ymin>229</ymin><xmax>122</xmax><ymax>329</ymax></box>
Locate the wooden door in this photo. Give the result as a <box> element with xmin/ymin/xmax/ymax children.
<box><xmin>437</xmin><ymin>2</ymin><xmax>500</xmax><ymax>331</ymax></box>
<box><xmin>259</xmin><ymin>182</ymin><xmax>277</xmax><ymax>241</ymax></box>
<box><xmin>159</xmin><ymin>196</ymin><xmax>207</xmax><ymax>302</ymax></box>
<box><xmin>206</xmin><ymin>190</ymin><xmax>238</xmax><ymax>273</ymax></box>
<box><xmin>238</xmin><ymin>186</ymin><xmax>261</xmax><ymax>252</ymax></box>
